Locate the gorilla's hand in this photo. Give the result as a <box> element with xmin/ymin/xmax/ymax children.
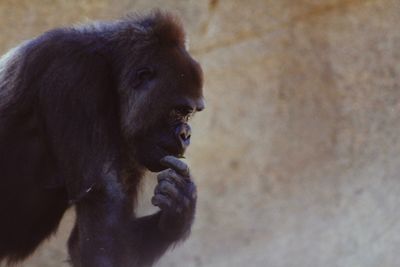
<box><xmin>151</xmin><ymin>156</ymin><xmax>197</xmax><ymax>240</ymax></box>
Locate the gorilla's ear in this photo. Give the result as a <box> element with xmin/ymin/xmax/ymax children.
<box><xmin>36</xmin><ymin>47</ymin><xmax>120</xmax><ymax>201</ymax></box>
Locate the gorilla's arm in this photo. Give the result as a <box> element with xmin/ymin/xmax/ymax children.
<box><xmin>73</xmin><ymin>183</ymin><xmax>131</xmax><ymax>267</ymax></box>
<box><xmin>73</xmin><ymin>157</ymin><xmax>196</xmax><ymax>267</ymax></box>
<box><xmin>36</xmin><ymin>38</ymin><xmax>133</xmax><ymax>266</ymax></box>
<box><xmin>130</xmin><ymin>156</ymin><xmax>197</xmax><ymax>266</ymax></box>
<box><xmin>37</xmin><ymin>34</ymin><xmax>121</xmax><ymax>200</ymax></box>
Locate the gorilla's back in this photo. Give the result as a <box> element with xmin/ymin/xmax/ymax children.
<box><xmin>0</xmin><ymin>41</ymin><xmax>69</xmax><ymax>263</ymax></box>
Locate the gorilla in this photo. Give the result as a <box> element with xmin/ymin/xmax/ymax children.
<box><xmin>0</xmin><ymin>11</ymin><xmax>204</xmax><ymax>267</ymax></box>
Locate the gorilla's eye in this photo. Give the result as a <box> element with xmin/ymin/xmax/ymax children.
<box><xmin>133</xmin><ymin>67</ymin><xmax>154</xmax><ymax>89</ymax></box>
<box><xmin>136</xmin><ymin>67</ymin><xmax>154</xmax><ymax>81</ymax></box>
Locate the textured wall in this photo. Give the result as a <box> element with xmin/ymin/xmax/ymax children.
<box><xmin>1</xmin><ymin>1</ymin><xmax>400</xmax><ymax>266</ymax></box>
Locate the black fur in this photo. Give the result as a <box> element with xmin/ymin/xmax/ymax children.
<box><xmin>0</xmin><ymin>11</ymin><xmax>204</xmax><ymax>266</ymax></box>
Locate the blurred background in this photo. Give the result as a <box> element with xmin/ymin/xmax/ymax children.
<box><xmin>1</xmin><ymin>0</ymin><xmax>400</xmax><ymax>266</ymax></box>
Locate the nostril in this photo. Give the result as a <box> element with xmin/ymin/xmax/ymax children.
<box><xmin>180</xmin><ymin>132</ymin><xmax>191</xmax><ymax>141</ymax></box>
<box><xmin>176</xmin><ymin>124</ymin><xmax>192</xmax><ymax>145</ymax></box>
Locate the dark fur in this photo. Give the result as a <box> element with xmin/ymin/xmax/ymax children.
<box><xmin>0</xmin><ymin>11</ymin><xmax>204</xmax><ymax>266</ymax></box>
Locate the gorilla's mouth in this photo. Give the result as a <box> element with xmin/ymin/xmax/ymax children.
<box><xmin>156</xmin><ymin>144</ymin><xmax>185</xmax><ymax>159</ymax></box>
<box><xmin>141</xmin><ymin>145</ymin><xmax>185</xmax><ymax>172</ymax></box>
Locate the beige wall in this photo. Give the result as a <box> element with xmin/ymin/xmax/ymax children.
<box><xmin>1</xmin><ymin>1</ymin><xmax>400</xmax><ymax>266</ymax></box>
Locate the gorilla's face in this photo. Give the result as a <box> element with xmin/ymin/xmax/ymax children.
<box><xmin>136</xmin><ymin>97</ymin><xmax>204</xmax><ymax>172</ymax></box>
<box><xmin>124</xmin><ymin>45</ymin><xmax>204</xmax><ymax>172</ymax></box>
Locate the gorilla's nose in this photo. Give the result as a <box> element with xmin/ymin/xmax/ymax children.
<box><xmin>176</xmin><ymin>124</ymin><xmax>191</xmax><ymax>148</ymax></box>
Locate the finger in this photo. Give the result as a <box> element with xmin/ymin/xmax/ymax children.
<box><xmin>155</xmin><ymin>181</ymin><xmax>180</xmax><ymax>200</ymax></box>
<box><xmin>157</xmin><ymin>169</ymin><xmax>187</xmax><ymax>188</ymax></box>
<box><xmin>186</xmin><ymin>182</ymin><xmax>197</xmax><ymax>200</ymax></box>
<box><xmin>151</xmin><ymin>194</ymin><xmax>172</xmax><ymax>210</ymax></box>
<box><xmin>160</xmin><ymin>156</ymin><xmax>190</xmax><ymax>177</ymax></box>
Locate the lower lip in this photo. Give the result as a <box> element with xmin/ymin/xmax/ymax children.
<box><xmin>156</xmin><ymin>145</ymin><xmax>184</xmax><ymax>158</ymax></box>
